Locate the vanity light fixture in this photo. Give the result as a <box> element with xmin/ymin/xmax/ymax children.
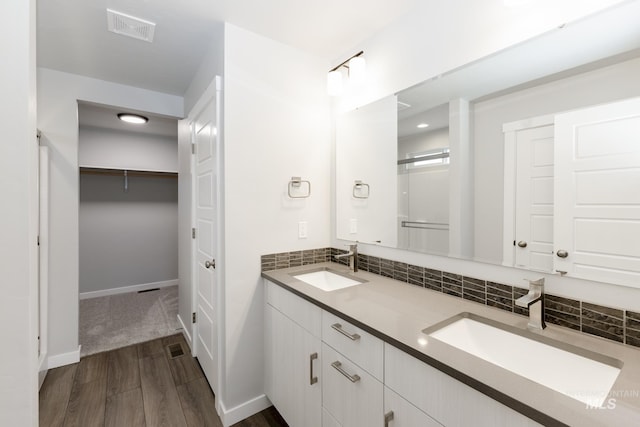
<box><xmin>417</xmin><ymin>123</ymin><xmax>430</xmax><ymax>129</ymax></box>
<box><xmin>327</xmin><ymin>51</ymin><xmax>366</xmax><ymax>96</ymax></box>
<box><xmin>117</xmin><ymin>113</ymin><xmax>149</xmax><ymax>124</ymax></box>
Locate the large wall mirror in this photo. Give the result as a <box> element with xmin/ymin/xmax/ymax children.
<box><xmin>335</xmin><ymin>2</ymin><xmax>640</xmax><ymax>288</ymax></box>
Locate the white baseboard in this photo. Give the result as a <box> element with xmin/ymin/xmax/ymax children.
<box><xmin>218</xmin><ymin>394</ymin><xmax>271</xmax><ymax>427</ymax></box>
<box><xmin>79</xmin><ymin>279</ymin><xmax>179</xmax><ymax>300</ymax></box>
<box><xmin>177</xmin><ymin>314</ymin><xmax>192</xmax><ymax>350</ymax></box>
<box><xmin>47</xmin><ymin>346</ymin><xmax>81</xmax><ymax>369</ymax></box>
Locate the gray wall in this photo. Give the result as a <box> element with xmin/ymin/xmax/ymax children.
<box><xmin>79</xmin><ymin>174</ymin><xmax>178</xmax><ymax>293</ymax></box>
<box><xmin>79</xmin><ymin>126</ymin><xmax>178</xmax><ymax>172</ymax></box>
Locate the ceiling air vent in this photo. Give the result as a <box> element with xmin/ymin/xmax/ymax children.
<box><xmin>107</xmin><ymin>9</ymin><xmax>156</xmax><ymax>43</ymax></box>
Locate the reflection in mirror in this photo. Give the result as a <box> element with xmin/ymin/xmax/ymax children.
<box><xmin>397</xmin><ymin>103</ymin><xmax>450</xmax><ymax>255</ymax></box>
<box><xmin>335</xmin><ymin>2</ymin><xmax>640</xmax><ymax>288</ymax></box>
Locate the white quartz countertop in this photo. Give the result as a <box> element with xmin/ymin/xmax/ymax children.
<box><xmin>262</xmin><ymin>262</ymin><xmax>640</xmax><ymax>427</ymax></box>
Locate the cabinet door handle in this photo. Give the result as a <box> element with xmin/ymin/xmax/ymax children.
<box><xmin>331</xmin><ymin>361</ymin><xmax>361</xmax><ymax>383</ymax></box>
<box><xmin>384</xmin><ymin>411</ymin><xmax>394</xmax><ymax>427</ymax></box>
<box><xmin>556</xmin><ymin>249</ymin><xmax>569</xmax><ymax>258</ymax></box>
<box><xmin>309</xmin><ymin>352</ymin><xmax>318</xmax><ymax>385</ymax></box>
<box><xmin>517</xmin><ymin>240</ymin><xmax>527</xmax><ymax>248</ymax></box>
<box><xmin>331</xmin><ymin>323</ymin><xmax>361</xmax><ymax>341</ymax></box>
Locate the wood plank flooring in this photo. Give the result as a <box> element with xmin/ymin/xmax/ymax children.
<box><xmin>40</xmin><ymin>334</ymin><xmax>288</xmax><ymax>427</ymax></box>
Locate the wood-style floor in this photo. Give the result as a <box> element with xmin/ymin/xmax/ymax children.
<box><xmin>39</xmin><ymin>334</ymin><xmax>288</xmax><ymax>427</ymax></box>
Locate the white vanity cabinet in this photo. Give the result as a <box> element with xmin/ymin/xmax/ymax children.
<box><xmin>384</xmin><ymin>345</ymin><xmax>541</xmax><ymax>427</ymax></box>
<box><xmin>265</xmin><ymin>279</ymin><xmax>541</xmax><ymax>427</ymax></box>
<box><xmin>265</xmin><ymin>281</ymin><xmax>322</xmax><ymax>427</ymax></box>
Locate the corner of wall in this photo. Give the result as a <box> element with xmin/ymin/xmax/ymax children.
<box><xmin>183</xmin><ymin>22</ymin><xmax>225</xmax><ymax>115</ymax></box>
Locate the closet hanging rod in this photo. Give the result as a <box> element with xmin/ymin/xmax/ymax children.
<box><xmin>79</xmin><ymin>167</ymin><xmax>178</xmax><ymax>178</ymax></box>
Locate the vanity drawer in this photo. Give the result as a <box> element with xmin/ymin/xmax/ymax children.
<box><xmin>322</xmin><ymin>310</ymin><xmax>383</xmax><ymax>380</ymax></box>
<box><xmin>322</xmin><ymin>343</ymin><xmax>383</xmax><ymax>427</ymax></box>
<box><xmin>266</xmin><ymin>279</ymin><xmax>321</xmax><ymax>337</ymax></box>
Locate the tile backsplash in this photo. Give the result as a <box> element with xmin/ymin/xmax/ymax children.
<box><xmin>261</xmin><ymin>247</ymin><xmax>640</xmax><ymax>349</ymax></box>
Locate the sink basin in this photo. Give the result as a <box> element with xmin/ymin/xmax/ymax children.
<box><xmin>293</xmin><ymin>268</ymin><xmax>366</xmax><ymax>292</ymax></box>
<box><xmin>423</xmin><ymin>313</ymin><xmax>622</xmax><ymax>407</ymax></box>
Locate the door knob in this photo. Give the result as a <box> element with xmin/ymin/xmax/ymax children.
<box><xmin>556</xmin><ymin>250</ymin><xmax>569</xmax><ymax>258</ymax></box>
<box><xmin>517</xmin><ymin>241</ymin><xmax>527</xmax><ymax>248</ymax></box>
<box><xmin>205</xmin><ymin>259</ymin><xmax>216</xmax><ymax>269</ymax></box>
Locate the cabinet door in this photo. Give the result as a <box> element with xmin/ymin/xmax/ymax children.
<box><xmin>384</xmin><ymin>386</ymin><xmax>442</xmax><ymax>427</ymax></box>
<box><xmin>322</xmin><ymin>343</ymin><xmax>383</xmax><ymax>427</ymax></box>
<box><xmin>385</xmin><ymin>344</ymin><xmax>540</xmax><ymax>427</ymax></box>
<box><xmin>265</xmin><ymin>304</ymin><xmax>321</xmax><ymax>426</ymax></box>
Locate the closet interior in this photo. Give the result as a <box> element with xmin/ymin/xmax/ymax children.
<box><xmin>77</xmin><ymin>102</ymin><xmax>180</xmax><ymax>356</ymax></box>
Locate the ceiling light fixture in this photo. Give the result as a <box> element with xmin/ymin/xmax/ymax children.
<box><xmin>417</xmin><ymin>123</ymin><xmax>430</xmax><ymax>129</ymax></box>
<box><xmin>117</xmin><ymin>113</ymin><xmax>149</xmax><ymax>124</ymax></box>
<box><xmin>327</xmin><ymin>51</ymin><xmax>366</xmax><ymax>96</ymax></box>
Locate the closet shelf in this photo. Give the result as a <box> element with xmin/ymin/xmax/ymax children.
<box><xmin>79</xmin><ymin>166</ymin><xmax>178</xmax><ymax>178</ymax></box>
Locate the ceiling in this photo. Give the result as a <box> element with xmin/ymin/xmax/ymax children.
<box><xmin>78</xmin><ymin>102</ymin><xmax>178</xmax><ymax>138</ymax></box>
<box><xmin>37</xmin><ymin>0</ymin><xmax>418</xmax><ymax>96</ymax></box>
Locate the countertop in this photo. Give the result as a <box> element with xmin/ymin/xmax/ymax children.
<box><xmin>262</xmin><ymin>262</ymin><xmax>640</xmax><ymax>427</ymax></box>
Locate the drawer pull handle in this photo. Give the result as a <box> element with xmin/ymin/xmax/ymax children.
<box><xmin>384</xmin><ymin>411</ymin><xmax>394</xmax><ymax>427</ymax></box>
<box><xmin>331</xmin><ymin>361</ymin><xmax>360</xmax><ymax>383</ymax></box>
<box><xmin>309</xmin><ymin>352</ymin><xmax>318</xmax><ymax>385</ymax></box>
<box><xmin>331</xmin><ymin>323</ymin><xmax>361</xmax><ymax>341</ymax></box>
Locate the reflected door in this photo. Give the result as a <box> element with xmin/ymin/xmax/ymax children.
<box><xmin>514</xmin><ymin>125</ymin><xmax>555</xmax><ymax>272</ymax></box>
<box><xmin>554</xmin><ymin>97</ymin><xmax>640</xmax><ymax>286</ymax></box>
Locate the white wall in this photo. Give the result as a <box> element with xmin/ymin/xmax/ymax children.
<box><xmin>79</xmin><ymin>174</ymin><xmax>178</xmax><ymax>294</ymax></box>
<box><xmin>473</xmin><ymin>56</ymin><xmax>640</xmax><ymax>264</ymax></box>
<box><xmin>0</xmin><ymin>0</ymin><xmax>38</xmax><ymax>425</ymax></box>
<box><xmin>37</xmin><ymin>68</ymin><xmax>183</xmax><ymax>367</ymax></box>
<box><xmin>184</xmin><ymin>22</ymin><xmax>225</xmax><ymax>115</ymax></box>
<box><xmin>333</xmin><ymin>0</ymin><xmax>640</xmax><ymax>312</ymax></box>
<box><xmin>79</xmin><ymin>126</ymin><xmax>178</xmax><ymax>172</ymax></box>
<box><xmin>177</xmin><ymin>118</ymin><xmax>194</xmax><ymax>343</ymax></box>
<box><xmin>221</xmin><ymin>23</ymin><xmax>331</xmax><ymax>420</ymax></box>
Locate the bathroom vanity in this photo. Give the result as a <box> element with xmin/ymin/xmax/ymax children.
<box><xmin>263</xmin><ymin>263</ymin><xmax>640</xmax><ymax>427</ymax></box>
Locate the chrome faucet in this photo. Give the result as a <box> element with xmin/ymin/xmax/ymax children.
<box><xmin>334</xmin><ymin>244</ymin><xmax>358</xmax><ymax>272</ymax></box>
<box><xmin>515</xmin><ymin>278</ymin><xmax>546</xmax><ymax>330</ymax></box>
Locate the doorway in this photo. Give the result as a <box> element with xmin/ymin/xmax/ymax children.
<box><xmin>77</xmin><ymin>102</ymin><xmax>181</xmax><ymax>356</ymax></box>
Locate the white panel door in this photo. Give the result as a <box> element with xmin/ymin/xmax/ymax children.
<box><xmin>554</xmin><ymin>97</ymin><xmax>640</xmax><ymax>287</ymax></box>
<box><xmin>192</xmin><ymin>88</ymin><xmax>220</xmax><ymax>393</ymax></box>
<box><xmin>514</xmin><ymin>125</ymin><xmax>555</xmax><ymax>272</ymax></box>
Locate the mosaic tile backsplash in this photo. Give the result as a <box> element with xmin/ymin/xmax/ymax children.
<box><xmin>261</xmin><ymin>247</ymin><xmax>640</xmax><ymax>349</ymax></box>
